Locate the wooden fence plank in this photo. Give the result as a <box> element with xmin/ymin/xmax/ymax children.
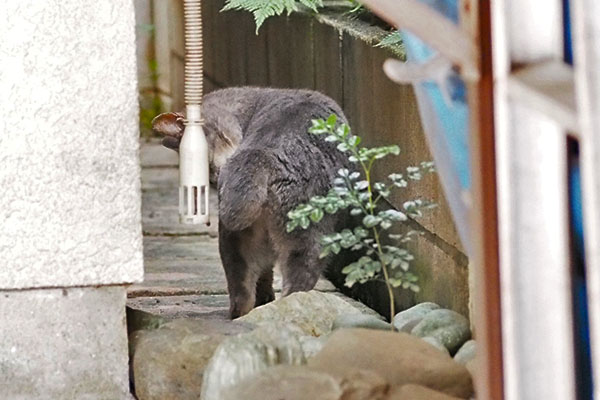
<box><xmin>267</xmin><ymin>15</ymin><xmax>315</xmax><ymax>89</ymax></box>
<box><xmin>313</xmin><ymin>21</ymin><xmax>344</xmax><ymax>107</ymax></box>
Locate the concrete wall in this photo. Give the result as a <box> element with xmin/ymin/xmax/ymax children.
<box><xmin>0</xmin><ymin>0</ymin><xmax>143</xmax><ymax>397</ymax></box>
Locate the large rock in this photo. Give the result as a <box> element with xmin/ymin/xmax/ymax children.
<box><xmin>411</xmin><ymin>309</ymin><xmax>471</xmax><ymax>355</ymax></box>
<box><xmin>454</xmin><ymin>340</ymin><xmax>476</xmax><ymax>365</ymax></box>
<box><xmin>131</xmin><ymin>318</ymin><xmax>251</xmax><ymax>400</ymax></box>
<box><xmin>223</xmin><ymin>365</ymin><xmax>388</xmax><ymax>400</ymax></box>
<box><xmin>299</xmin><ymin>335</ymin><xmax>330</xmax><ymax>359</ymax></box>
<box><xmin>223</xmin><ymin>366</ymin><xmax>341</xmax><ymax>400</ymax></box>
<box><xmin>421</xmin><ymin>336</ymin><xmax>450</xmax><ymax>355</ymax></box>
<box><xmin>201</xmin><ymin>323</ymin><xmax>307</xmax><ymax>400</ymax></box>
<box><xmin>387</xmin><ymin>384</ymin><xmax>463</xmax><ymax>399</ymax></box>
<box><xmin>332</xmin><ymin>313</ymin><xmax>393</xmax><ymax>331</ymax></box>
<box><xmin>237</xmin><ymin>290</ymin><xmax>382</xmax><ymax>336</ymax></box>
<box><xmin>392</xmin><ymin>302</ymin><xmax>440</xmax><ymax>332</ymax></box>
<box><xmin>308</xmin><ymin>328</ymin><xmax>473</xmax><ymax>398</ymax></box>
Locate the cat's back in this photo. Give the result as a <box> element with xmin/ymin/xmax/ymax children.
<box><xmin>238</xmin><ymin>89</ymin><xmax>346</xmax><ymax>150</ymax></box>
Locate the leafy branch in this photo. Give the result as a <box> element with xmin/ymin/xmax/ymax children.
<box><xmin>287</xmin><ymin>115</ymin><xmax>436</xmax><ymax>322</ymax></box>
<box><xmin>222</xmin><ymin>0</ymin><xmax>324</xmax><ymax>32</ymax></box>
<box><xmin>222</xmin><ymin>0</ymin><xmax>362</xmax><ymax>32</ymax></box>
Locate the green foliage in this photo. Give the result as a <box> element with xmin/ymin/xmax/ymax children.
<box><xmin>136</xmin><ymin>22</ymin><xmax>164</xmax><ymax>138</ymax></box>
<box><xmin>222</xmin><ymin>0</ymin><xmax>324</xmax><ymax>32</ymax></box>
<box><xmin>374</xmin><ymin>30</ymin><xmax>406</xmax><ymax>58</ymax></box>
<box><xmin>287</xmin><ymin>115</ymin><xmax>436</xmax><ymax>322</ymax></box>
<box><xmin>376</xmin><ymin>30</ymin><xmax>403</xmax><ymax>48</ymax></box>
<box><xmin>139</xmin><ymin>59</ymin><xmax>164</xmax><ymax>138</ymax></box>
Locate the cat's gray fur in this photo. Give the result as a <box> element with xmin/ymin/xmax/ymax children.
<box><xmin>152</xmin><ymin>87</ymin><xmax>352</xmax><ymax>318</ymax></box>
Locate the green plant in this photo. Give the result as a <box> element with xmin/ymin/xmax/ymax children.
<box><xmin>376</xmin><ymin>29</ymin><xmax>403</xmax><ymax>49</ymax></box>
<box><xmin>223</xmin><ymin>0</ymin><xmax>323</xmax><ymax>32</ymax></box>
<box><xmin>287</xmin><ymin>115</ymin><xmax>435</xmax><ymax>322</ymax></box>
<box><xmin>136</xmin><ymin>23</ymin><xmax>164</xmax><ymax>138</ymax></box>
<box><xmin>139</xmin><ymin>59</ymin><xmax>164</xmax><ymax>138</ymax></box>
<box><xmin>222</xmin><ymin>0</ymin><xmax>362</xmax><ymax>32</ymax></box>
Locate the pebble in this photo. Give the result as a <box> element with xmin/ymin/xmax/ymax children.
<box><xmin>392</xmin><ymin>302</ymin><xmax>440</xmax><ymax>332</ymax></box>
<box><xmin>411</xmin><ymin>309</ymin><xmax>471</xmax><ymax>355</ymax></box>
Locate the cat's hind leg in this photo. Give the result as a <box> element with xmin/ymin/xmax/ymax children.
<box><xmin>255</xmin><ymin>268</ymin><xmax>275</xmax><ymax>307</ymax></box>
<box><xmin>219</xmin><ymin>223</ymin><xmax>258</xmax><ymax>319</ymax></box>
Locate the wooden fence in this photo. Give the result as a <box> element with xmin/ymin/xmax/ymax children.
<box><xmin>137</xmin><ymin>0</ymin><xmax>470</xmax><ymax>317</ymax></box>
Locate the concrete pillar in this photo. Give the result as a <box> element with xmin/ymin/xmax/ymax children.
<box><xmin>0</xmin><ymin>0</ymin><xmax>143</xmax><ymax>398</ymax></box>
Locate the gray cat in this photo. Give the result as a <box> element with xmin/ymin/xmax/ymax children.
<box><xmin>152</xmin><ymin>87</ymin><xmax>352</xmax><ymax>318</ymax></box>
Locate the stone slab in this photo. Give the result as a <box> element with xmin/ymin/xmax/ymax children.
<box><xmin>130</xmin><ymin>236</ymin><xmax>225</xmax><ymax>297</ymax></box>
<box><xmin>128</xmin><ymin>295</ymin><xmax>231</xmax><ymax>322</ymax></box>
<box><xmin>142</xmin><ymin>187</ymin><xmax>219</xmax><ymax>237</ymax></box>
<box><xmin>0</xmin><ymin>286</ymin><xmax>130</xmax><ymax>399</ymax></box>
<box><xmin>140</xmin><ymin>143</ymin><xmax>218</xmax><ymax>235</ymax></box>
<box><xmin>0</xmin><ymin>0</ymin><xmax>143</xmax><ymax>289</ymax></box>
<box><xmin>129</xmin><ymin>234</ymin><xmax>335</xmax><ymax>299</ymax></box>
<box><xmin>139</xmin><ymin>140</ymin><xmax>179</xmax><ymax>168</ymax></box>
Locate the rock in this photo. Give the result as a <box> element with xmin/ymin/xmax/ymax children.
<box><xmin>465</xmin><ymin>359</ymin><xmax>476</xmax><ymax>382</ymax></box>
<box><xmin>411</xmin><ymin>309</ymin><xmax>471</xmax><ymax>354</ymax></box>
<box><xmin>131</xmin><ymin>318</ymin><xmax>251</xmax><ymax>400</ymax></box>
<box><xmin>392</xmin><ymin>302</ymin><xmax>440</xmax><ymax>332</ymax></box>
<box><xmin>308</xmin><ymin>328</ymin><xmax>473</xmax><ymax>398</ymax></box>
<box><xmin>299</xmin><ymin>335</ymin><xmax>330</xmax><ymax>359</ymax></box>
<box><xmin>126</xmin><ymin>307</ymin><xmax>165</xmax><ymax>333</ymax></box>
<box><xmin>332</xmin><ymin>313</ymin><xmax>393</xmax><ymax>331</ymax></box>
<box><xmin>222</xmin><ymin>365</ymin><xmax>388</xmax><ymax>400</ymax></box>
<box><xmin>387</xmin><ymin>384</ymin><xmax>463</xmax><ymax>399</ymax></box>
<box><xmin>201</xmin><ymin>322</ymin><xmax>307</xmax><ymax>400</ymax></box>
<box><xmin>454</xmin><ymin>340</ymin><xmax>476</xmax><ymax>365</ymax></box>
<box><xmin>222</xmin><ymin>366</ymin><xmax>341</xmax><ymax>400</ymax></box>
<box><xmin>421</xmin><ymin>336</ymin><xmax>450</xmax><ymax>355</ymax></box>
<box><xmin>237</xmin><ymin>290</ymin><xmax>382</xmax><ymax>336</ymax></box>
<box><xmin>336</xmin><ymin>368</ymin><xmax>389</xmax><ymax>400</ymax></box>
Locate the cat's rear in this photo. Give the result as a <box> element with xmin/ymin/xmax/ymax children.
<box><xmin>153</xmin><ymin>88</ymin><xmax>352</xmax><ymax>318</ymax></box>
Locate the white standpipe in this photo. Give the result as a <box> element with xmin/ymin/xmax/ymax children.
<box><xmin>180</xmin><ymin>0</ymin><xmax>209</xmax><ymax>225</ymax></box>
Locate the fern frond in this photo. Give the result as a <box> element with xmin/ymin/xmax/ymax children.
<box><xmin>376</xmin><ymin>30</ymin><xmax>403</xmax><ymax>48</ymax></box>
<box><xmin>223</xmin><ymin>0</ymin><xmax>323</xmax><ymax>32</ymax></box>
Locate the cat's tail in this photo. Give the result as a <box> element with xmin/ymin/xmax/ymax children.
<box><xmin>217</xmin><ymin>149</ymin><xmax>271</xmax><ymax>231</ymax></box>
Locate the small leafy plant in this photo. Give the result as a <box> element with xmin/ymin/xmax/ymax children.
<box><xmin>287</xmin><ymin>115</ymin><xmax>435</xmax><ymax>321</ymax></box>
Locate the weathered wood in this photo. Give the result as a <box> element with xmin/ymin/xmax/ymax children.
<box><xmin>494</xmin><ymin>0</ymin><xmax>576</xmax><ymax>399</ymax></box>
<box><xmin>360</xmin><ymin>0</ymin><xmax>478</xmax><ymax>80</ymax></box>
<box><xmin>341</xmin><ymin>35</ymin><xmax>468</xmax><ymax>314</ymax></box>
<box><xmin>466</xmin><ymin>2</ymin><xmax>504</xmax><ymax>399</ymax></box>
<box><xmin>195</xmin><ymin>8</ymin><xmax>468</xmax><ymax>317</ymax></box>
<box><xmin>134</xmin><ymin>0</ymin><xmax>155</xmax><ymax>91</ymax></box>
<box><xmin>171</xmin><ymin>55</ymin><xmax>186</xmax><ymax>112</ymax></box>
<box><xmin>313</xmin><ymin>20</ymin><xmax>344</xmax><ymax>107</ymax></box>
<box><xmin>572</xmin><ymin>0</ymin><xmax>600</xmax><ymax>397</ymax></box>
<box><xmin>201</xmin><ymin>0</ymin><xmax>217</xmax><ymax>84</ymax></box>
<box><xmin>267</xmin><ymin>15</ymin><xmax>315</xmax><ymax>89</ymax></box>
<box><xmin>508</xmin><ymin>61</ymin><xmax>578</xmax><ymax>134</ymax></box>
<box><xmin>205</xmin><ymin>0</ymin><xmax>247</xmax><ymax>87</ymax></box>
<box><xmin>152</xmin><ymin>0</ymin><xmax>174</xmax><ymax>109</ymax></box>
<box><xmin>342</xmin><ymin>36</ymin><xmax>463</xmax><ymax>252</ymax></box>
<box><xmin>203</xmin><ymin>0</ymin><xmax>269</xmax><ymax>88</ymax></box>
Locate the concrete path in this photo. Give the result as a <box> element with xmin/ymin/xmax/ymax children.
<box><xmin>127</xmin><ymin>140</ymin><xmax>335</xmax><ymax>320</ymax></box>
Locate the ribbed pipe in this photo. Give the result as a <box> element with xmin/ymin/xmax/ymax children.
<box><xmin>183</xmin><ymin>0</ymin><xmax>204</xmax><ymax>112</ymax></box>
